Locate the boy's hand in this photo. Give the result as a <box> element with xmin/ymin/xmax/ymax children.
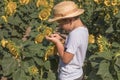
<box><xmin>45</xmin><ymin>34</ymin><xmax>62</xmax><ymax>44</ymax></box>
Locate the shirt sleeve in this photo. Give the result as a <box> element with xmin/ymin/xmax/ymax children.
<box><xmin>65</xmin><ymin>31</ymin><xmax>81</xmax><ymax>55</ymax></box>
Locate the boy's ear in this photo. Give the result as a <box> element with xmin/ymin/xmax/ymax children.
<box><xmin>69</xmin><ymin>18</ymin><xmax>74</xmax><ymax>24</ymax></box>
<box><xmin>67</xmin><ymin>18</ymin><xmax>71</xmax><ymax>22</ymax></box>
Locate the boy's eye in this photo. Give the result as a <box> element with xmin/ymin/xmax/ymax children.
<box><xmin>57</xmin><ymin>19</ymin><xmax>68</xmax><ymax>24</ymax></box>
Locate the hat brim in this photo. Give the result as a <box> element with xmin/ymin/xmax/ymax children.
<box><xmin>48</xmin><ymin>9</ymin><xmax>84</xmax><ymax>22</ymax></box>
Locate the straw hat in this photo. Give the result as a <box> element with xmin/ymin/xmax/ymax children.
<box><xmin>48</xmin><ymin>1</ymin><xmax>84</xmax><ymax>22</ymax></box>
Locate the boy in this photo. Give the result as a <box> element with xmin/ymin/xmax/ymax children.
<box><xmin>46</xmin><ymin>1</ymin><xmax>89</xmax><ymax>80</ymax></box>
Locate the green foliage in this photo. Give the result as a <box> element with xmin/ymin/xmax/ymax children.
<box><xmin>0</xmin><ymin>0</ymin><xmax>58</xmax><ymax>79</ymax></box>
<box><xmin>79</xmin><ymin>0</ymin><xmax>120</xmax><ymax>80</ymax></box>
<box><xmin>0</xmin><ymin>0</ymin><xmax>120</xmax><ymax>80</ymax></box>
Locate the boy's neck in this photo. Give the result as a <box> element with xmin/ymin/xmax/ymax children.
<box><xmin>71</xmin><ymin>19</ymin><xmax>84</xmax><ymax>30</ymax></box>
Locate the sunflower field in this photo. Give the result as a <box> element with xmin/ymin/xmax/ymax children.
<box><xmin>0</xmin><ymin>0</ymin><xmax>120</xmax><ymax>80</ymax></box>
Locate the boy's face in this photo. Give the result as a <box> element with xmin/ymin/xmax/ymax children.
<box><xmin>57</xmin><ymin>18</ymin><xmax>72</xmax><ymax>31</ymax></box>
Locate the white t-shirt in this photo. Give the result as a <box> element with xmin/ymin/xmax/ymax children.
<box><xmin>58</xmin><ymin>26</ymin><xmax>89</xmax><ymax>80</ymax></box>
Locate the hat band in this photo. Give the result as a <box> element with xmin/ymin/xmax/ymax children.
<box><xmin>54</xmin><ymin>8</ymin><xmax>78</xmax><ymax>18</ymax></box>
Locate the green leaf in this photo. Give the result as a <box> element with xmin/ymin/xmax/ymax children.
<box><xmin>12</xmin><ymin>68</ymin><xmax>32</xmax><ymax>80</ymax></box>
<box><xmin>20</xmin><ymin>61</ymin><xmax>30</xmax><ymax>73</ymax></box>
<box><xmin>87</xmin><ymin>70</ymin><xmax>102</xmax><ymax>80</ymax></box>
<box><xmin>23</xmin><ymin>43</ymin><xmax>43</xmax><ymax>57</ymax></box>
<box><xmin>116</xmin><ymin>19</ymin><xmax>120</xmax><ymax>28</ymax></box>
<box><xmin>88</xmin><ymin>44</ymin><xmax>97</xmax><ymax>52</ymax></box>
<box><xmin>97</xmin><ymin>52</ymin><xmax>112</xmax><ymax>60</ymax></box>
<box><xmin>14</xmin><ymin>15</ymin><xmax>22</xmax><ymax>25</ymax></box>
<box><xmin>29</xmin><ymin>20</ymin><xmax>40</xmax><ymax>27</ymax></box>
<box><xmin>97</xmin><ymin>60</ymin><xmax>114</xmax><ymax>80</ymax></box>
<box><xmin>44</xmin><ymin>61</ymin><xmax>51</xmax><ymax>70</ymax></box>
<box><xmin>0</xmin><ymin>29</ymin><xmax>9</xmax><ymax>38</ymax></box>
<box><xmin>47</xmin><ymin>70</ymin><xmax>56</xmax><ymax>80</ymax></box>
<box><xmin>1</xmin><ymin>54</ymin><xmax>18</xmax><ymax>76</ymax></box>
<box><xmin>18</xmin><ymin>6</ymin><xmax>29</xmax><ymax>13</ymax></box>
<box><xmin>115</xmin><ymin>57</ymin><xmax>120</xmax><ymax>68</ymax></box>
<box><xmin>97</xmin><ymin>61</ymin><xmax>109</xmax><ymax>75</ymax></box>
<box><xmin>0</xmin><ymin>17</ymin><xmax>5</xmax><ymax>24</ymax></box>
<box><xmin>37</xmin><ymin>50</ymin><xmax>45</xmax><ymax>57</ymax></box>
<box><xmin>89</xmin><ymin>52</ymin><xmax>112</xmax><ymax>62</ymax></box>
<box><xmin>91</xmin><ymin>62</ymin><xmax>99</xmax><ymax>68</ymax></box>
<box><xmin>114</xmin><ymin>64</ymin><xmax>120</xmax><ymax>79</ymax></box>
<box><xmin>33</xmin><ymin>74</ymin><xmax>40</xmax><ymax>80</ymax></box>
<box><xmin>105</xmin><ymin>25</ymin><xmax>114</xmax><ymax>33</ymax></box>
<box><xmin>33</xmin><ymin>57</ymin><xmax>44</xmax><ymax>66</ymax></box>
<box><xmin>29</xmin><ymin>12</ymin><xmax>38</xmax><ymax>19</ymax></box>
<box><xmin>0</xmin><ymin>30</ymin><xmax>4</xmax><ymax>38</ymax></box>
<box><xmin>11</xmin><ymin>29</ymin><xmax>20</xmax><ymax>37</ymax></box>
<box><xmin>115</xmin><ymin>11</ymin><xmax>120</xmax><ymax>18</ymax></box>
<box><xmin>95</xmin><ymin>7</ymin><xmax>104</xmax><ymax>11</ymax></box>
<box><xmin>8</xmin><ymin>16</ymin><xmax>22</xmax><ymax>25</ymax></box>
<box><xmin>22</xmin><ymin>52</ymin><xmax>34</xmax><ymax>58</ymax></box>
<box><xmin>27</xmin><ymin>45</ymin><xmax>41</xmax><ymax>54</ymax></box>
<box><xmin>112</xmin><ymin>42</ymin><xmax>120</xmax><ymax>48</ymax></box>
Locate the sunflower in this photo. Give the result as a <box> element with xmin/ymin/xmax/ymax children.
<box><xmin>35</xmin><ymin>33</ymin><xmax>44</xmax><ymax>44</ymax></box>
<box><xmin>44</xmin><ymin>46</ymin><xmax>57</xmax><ymax>61</ymax></box>
<box><xmin>5</xmin><ymin>1</ymin><xmax>17</xmax><ymax>16</ymax></box>
<box><xmin>94</xmin><ymin>0</ymin><xmax>101</xmax><ymax>4</ymax></box>
<box><xmin>28</xmin><ymin>66</ymin><xmax>39</xmax><ymax>75</ymax></box>
<box><xmin>113</xmin><ymin>7</ymin><xmax>119</xmax><ymax>15</ymax></box>
<box><xmin>19</xmin><ymin>0</ymin><xmax>30</xmax><ymax>5</ymax></box>
<box><xmin>36</xmin><ymin>0</ymin><xmax>48</xmax><ymax>7</ymax></box>
<box><xmin>43</xmin><ymin>27</ymin><xmax>53</xmax><ymax>36</ymax></box>
<box><xmin>6</xmin><ymin>41</ymin><xmax>20</xmax><ymax>58</ymax></box>
<box><xmin>99</xmin><ymin>44</ymin><xmax>104</xmax><ymax>52</ymax></box>
<box><xmin>89</xmin><ymin>34</ymin><xmax>95</xmax><ymax>44</ymax></box>
<box><xmin>49</xmin><ymin>0</ymin><xmax>54</xmax><ymax>8</ymax></box>
<box><xmin>1</xmin><ymin>39</ymin><xmax>8</xmax><ymax>47</ymax></box>
<box><xmin>104</xmin><ymin>0</ymin><xmax>111</xmax><ymax>6</ymax></box>
<box><xmin>111</xmin><ymin>0</ymin><xmax>118</xmax><ymax>6</ymax></box>
<box><xmin>97</xmin><ymin>35</ymin><xmax>110</xmax><ymax>52</ymax></box>
<box><xmin>104</xmin><ymin>13</ymin><xmax>110</xmax><ymax>21</ymax></box>
<box><xmin>1</xmin><ymin>16</ymin><xmax>8</xmax><ymax>22</ymax></box>
<box><xmin>38</xmin><ymin>8</ymin><xmax>50</xmax><ymax>21</ymax></box>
